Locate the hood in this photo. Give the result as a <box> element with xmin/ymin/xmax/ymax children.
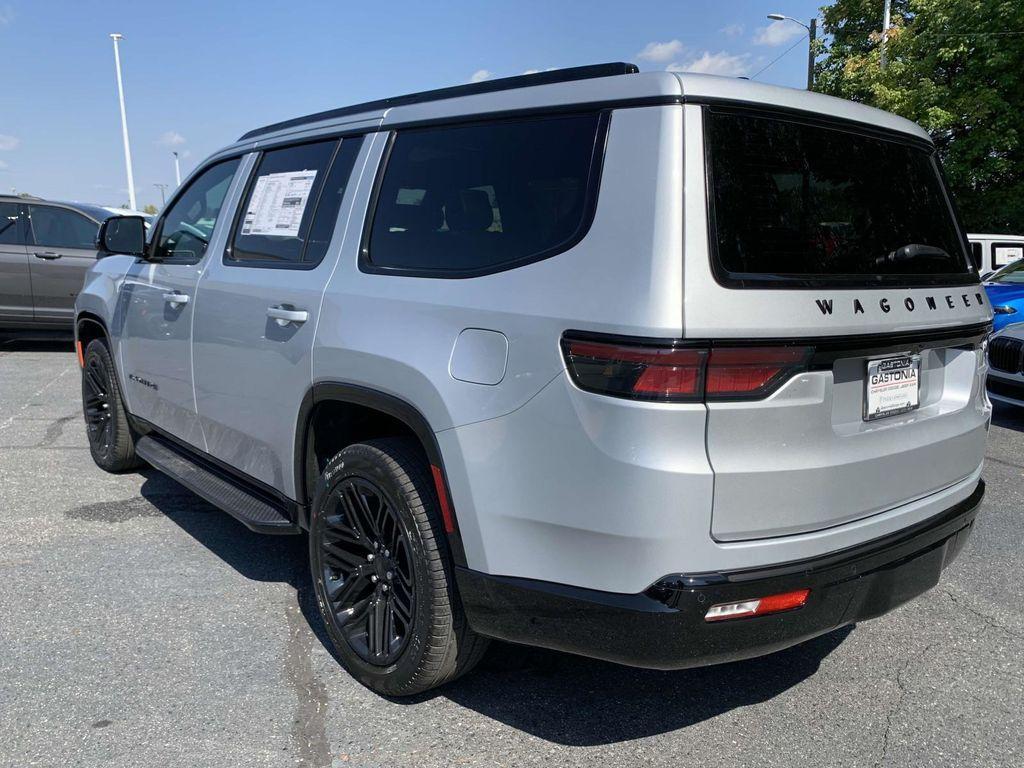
<box><xmin>983</xmin><ymin>282</ymin><xmax>1024</xmax><ymax>304</ymax></box>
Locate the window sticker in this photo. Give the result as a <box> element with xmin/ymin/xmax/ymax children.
<box><xmin>241</xmin><ymin>169</ymin><xmax>318</xmax><ymax>237</ymax></box>
<box><xmin>993</xmin><ymin>244</ymin><xmax>1023</xmax><ymax>268</ymax></box>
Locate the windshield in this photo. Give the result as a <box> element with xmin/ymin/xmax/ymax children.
<box><xmin>706</xmin><ymin>108</ymin><xmax>974</xmax><ymax>287</ymax></box>
<box><xmin>988</xmin><ymin>260</ymin><xmax>1024</xmax><ymax>284</ymax></box>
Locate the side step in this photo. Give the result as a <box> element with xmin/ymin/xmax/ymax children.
<box><xmin>135</xmin><ymin>435</ymin><xmax>300</xmax><ymax>535</ymax></box>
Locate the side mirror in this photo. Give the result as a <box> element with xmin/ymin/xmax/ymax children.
<box><xmin>97</xmin><ymin>215</ymin><xmax>148</xmax><ymax>258</ymax></box>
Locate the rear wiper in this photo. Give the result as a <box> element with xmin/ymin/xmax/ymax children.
<box><xmin>875</xmin><ymin>243</ymin><xmax>952</xmax><ymax>267</ymax></box>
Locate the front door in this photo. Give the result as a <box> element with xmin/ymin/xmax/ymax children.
<box><xmin>117</xmin><ymin>156</ymin><xmax>245</xmax><ymax>449</ymax></box>
<box><xmin>0</xmin><ymin>201</ymin><xmax>32</xmax><ymax>325</ymax></box>
<box><xmin>192</xmin><ymin>136</ymin><xmax>366</xmax><ymax>496</ymax></box>
<box><xmin>24</xmin><ymin>204</ymin><xmax>104</xmax><ymax>323</ymax></box>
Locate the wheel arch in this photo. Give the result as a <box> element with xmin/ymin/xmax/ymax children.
<box><xmin>296</xmin><ymin>382</ymin><xmax>467</xmax><ymax>566</ymax></box>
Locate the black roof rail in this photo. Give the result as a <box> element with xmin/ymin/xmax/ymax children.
<box><xmin>238</xmin><ymin>62</ymin><xmax>639</xmax><ymax>141</ymax></box>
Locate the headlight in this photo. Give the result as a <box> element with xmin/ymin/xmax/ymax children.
<box><xmin>993</xmin><ymin>305</ymin><xmax>1017</xmax><ymax>315</ymax></box>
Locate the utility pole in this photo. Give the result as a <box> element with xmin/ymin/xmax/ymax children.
<box><xmin>766</xmin><ymin>13</ymin><xmax>817</xmax><ymax>90</ymax></box>
<box><xmin>807</xmin><ymin>17</ymin><xmax>817</xmax><ymax>90</ymax></box>
<box><xmin>109</xmin><ymin>34</ymin><xmax>137</xmax><ymax>210</ymax></box>
<box><xmin>172</xmin><ymin>151</ymin><xmax>182</xmax><ymax>187</ymax></box>
<box><xmin>880</xmin><ymin>0</ymin><xmax>892</xmax><ymax>70</ymax></box>
<box><xmin>153</xmin><ymin>183</ymin><xmax>168</xmax><ymax>206</ymax></box>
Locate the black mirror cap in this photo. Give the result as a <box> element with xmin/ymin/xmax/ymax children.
<box><xmin>98</xmin><ymin>215</ymin><xmax>148</xmax><ymax>258</ymax></box>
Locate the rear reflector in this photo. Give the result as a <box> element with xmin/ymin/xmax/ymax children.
<box><xmin>561</xmin><ymin>334</ymin><xmax>810</xmax><ymax>403</ymax></box>
<box><xmin>704</xmin><ymin>588</ymin><xmax>810</xmax><ymax>622</ymax></box>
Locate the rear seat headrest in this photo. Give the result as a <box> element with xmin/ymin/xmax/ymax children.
<box><xmin>446</xmin><ymin>189</ymin><xmax>494</xmax><ymax>232</ymax></box>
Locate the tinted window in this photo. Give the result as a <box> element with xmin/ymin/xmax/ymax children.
<box><xmin>229</xmin><ymin>137</ymin><xmax>363</xmax><ymax>267</ymax></box>
<box><xmin>366</xmin><ymin>114</ymin><xmax>603</xmax><ymax>275</ymax></box>
<box><xmin>154</xmin><ymin>158</ymin><xmax>240</xmax><ymax>263</ymax></box>
<box><xmin>706</xmin><ymin>109</ymin><xmax>972</xmax><ymax>287</ymax></box>
<box><xmin>0</xmin><ymin>202</ymin><xmax>20</xmax><ymax>245</ymax></box>
<box><xmin>27</xmin><ymin>206</ymin><xmax>97</xmax><ymax>249</ymax></box>
<box><xmin>230</xmin><ymin>141</ymin><xmax>334</xmax><ymax>264</ymax></box>
<box><xmin>970</xmin><ymin>241</ymin><xmax>983</xmax><ymax>269</ymax></box>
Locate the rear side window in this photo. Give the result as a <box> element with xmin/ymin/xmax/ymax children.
<box><xmin>706</xmin><ymin>108</ymin><xmax>973</xmax><ymax>288</ymax></box>
<box><xmin>364</xmin><ymin>114</ymin><xmax>605</xmax><ymax>277</ymax></box>
<box><xmin>27</xmin><ymin>206</ymin><xmax>97</xmax><ymax>249</ymax></box>
<box><xmin>229</xmin><ymin>140</ymin><xmax>336</xmax><ymax>265</ymax></box>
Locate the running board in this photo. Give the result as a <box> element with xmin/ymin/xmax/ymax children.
<box><xmin>135</xmin><ymin>435</ymin><xmax>300</xmax><ymax>535</ymax></box>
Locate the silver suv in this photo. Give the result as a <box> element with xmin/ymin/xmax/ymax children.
<box><xmin>75</xmin><ymin>63</ymin><xmax>991</xmax><ymax>695</ymax></box>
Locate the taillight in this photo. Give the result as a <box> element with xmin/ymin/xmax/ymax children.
<box><xmin>704</xmin><ymin>588</ymin><xmax>810</xmax><ymax>622</ymax></box>
<box><xmin>560</xmin><ymin>338</ymin><xmax>707</xmax><ymax>402</ymax></box>
<box><xmin>562</xmin><ymin>334</ymin><xmax>811</xmax><ymax>402</ymax></box>
<box><xmin>705</xmin><ymin>346</ymin><xmax>812</xmax><ymax>399</ymax></box>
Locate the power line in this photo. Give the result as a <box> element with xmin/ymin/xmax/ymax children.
<box><xmin>750</xmin><ymin>34</ymin><xmax>808</xmax><ymax>80</ymax></box>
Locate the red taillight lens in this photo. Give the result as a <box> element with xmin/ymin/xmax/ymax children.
<box><xmin>705</xmin><ymin>346</ymin><xmax>812</xmax><ymax>399</ymax></box>
<box><xmin>561</xmin><ymin>338</ymin><xmax>707</xmax><ymax>402</ymax></box>
<box><xmin>562</xmin><ymin>335</ymin><xmax>811</xmax><ymax>403</ymax></box>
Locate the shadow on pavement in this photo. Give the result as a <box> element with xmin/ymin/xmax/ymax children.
<box><xmin>991</xmin><ymin>400</ymin><xmax>1024</xmax><ymax>432</ymax></box>
<box><xmin>0</xmin><ymin>334</ymin><xmax>74</xmax><ymax>353</ymax></box>
<box><xmin>135</xmin><ymin>467</ymin><xmax>849</xmax><ymax>746</ymax></box>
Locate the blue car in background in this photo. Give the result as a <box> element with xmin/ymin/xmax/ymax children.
<box><xmin>983</xmin><ymin>259</ymin><xmax>1024</xmax><ymax>332</ymax></box>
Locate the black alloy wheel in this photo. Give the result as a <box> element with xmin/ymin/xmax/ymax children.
<box><xmin>318</xmin><ymin>477</ymin><xmax>416</xmax><ymax>665</ymax></box>
<box><xmin>83</xmin><ymin>353</ymin><xmax>115</xmax><ymax>458</ymax></box>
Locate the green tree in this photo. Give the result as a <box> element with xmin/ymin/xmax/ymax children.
<box><xmin>142</xmin><ymin>204</ymin><xmax>158</xmax><ymax>215</ymax></box>
<box><xmin>817</xmin><ymin>0</ymin><xmax>1024</xmax><ymax>232</ymax></box>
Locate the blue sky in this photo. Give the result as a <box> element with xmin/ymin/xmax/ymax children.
<box><xmin>1</xmin><ymin>0</ymin><xmax>824</xmax><ymax>209</ymax></box>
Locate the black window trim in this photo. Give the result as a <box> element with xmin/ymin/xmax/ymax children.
<box><xmin>358</xmin><ymin>109</ymin><xmax>612</xmax><ymax>280</ymax></box>
<box><xmin>150</xmin><ymin>154</ymin><xmax>246</xmax><ymax>266</ymax></box>
<box><xmin>702</xmin><ymin>104</ymin><xmax>979</xmax><ymax>291</ymax></box>
<box><xmin>25</xmin><ymin>202</ymin><xmax>101</xmax><ymax>250</ymax></box>
<box><xmin>222</xmin><ymin>135</ymin><xmax>366</xmax><ymax>271</ymax></box>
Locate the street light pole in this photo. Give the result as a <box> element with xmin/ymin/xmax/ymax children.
<box><xmin>767</xmin><ymin>13</ymin><xmax>816</xmax><ymax>91</ymax></box>
<box><xmin>109</xmin><ymin>33</ymin><xmax>137</xmax><ymax>210</ymax></box>
<box><xmin>153</xmin><ymin>183</ymin><xmax>168</xmax><ymax>206</ymax></box>
<box><xmin>172</xmin><ymin>151</ymin><xmax>182</xmax><ymax>187</ymax></box>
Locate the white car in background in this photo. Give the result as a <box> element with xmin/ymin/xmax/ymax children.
<box><xmin>969</xmin><ymin>233</ymin><xmax>1024</xmax><ymax>276</ymax></box>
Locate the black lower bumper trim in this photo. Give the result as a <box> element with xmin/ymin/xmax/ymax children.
<box><xmin>457</xmin><ymin>481</ymin><xmax>983</xmax><ymax>670</ymax></box>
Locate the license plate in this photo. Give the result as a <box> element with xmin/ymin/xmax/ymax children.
<box><xmin>865</xmin><ymin>355</ymin><xmax>920</xmax><ymax>421</ymax></box>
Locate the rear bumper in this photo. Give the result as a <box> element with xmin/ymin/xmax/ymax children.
<box><xmin>457</xmin><ymin>480</ymin><xmax>983</xmax><ymax>670</ymax></box>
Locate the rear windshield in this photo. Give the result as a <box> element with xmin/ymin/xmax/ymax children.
<box><xmin>705</xmin><ymin>108</ymin><xmax>974</xmax><ymax>288</ymax></box>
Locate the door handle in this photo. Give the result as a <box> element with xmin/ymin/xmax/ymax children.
<box><xmin>34</xmin><ymin>251</ymin><xmax>61</xmax><ymax>260</ymax></box>
<box><xmin>267</xmin><ymin>305</ymin><xmax>309</xmax><ymax>326</ymax></box>
<box><xmin>162</xmin><ymin>291</ymin><xmax>190</xmax><ymax>307</ymax></box>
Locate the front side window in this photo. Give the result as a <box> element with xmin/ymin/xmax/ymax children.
<box><xmin>706</xmin><ymin>108</ymin><xmax>973</xmax><ymax>287</ymax></box>
<box><xmin>364</xmin><ymin>114</ymin><xmax>605</xmax><ymax>276</ymax></box>
<box><xmin>27</xmin><ymin>206</ymin><xmax>97</xmax><ymax>249</ymax></box>
<box><xmin>0</xmin><ymin>202</ymin><xmax>20</xmax><ymax>245</ymax></box>
<box><xmin>153</xmin><ymin>158</ymin><xmax>241</xmax><ymax>263</ymax></box>
<box><xmin>228</xmin><ymin>136</ymin><xmax>363</xmax><ymax>267</ymax></box>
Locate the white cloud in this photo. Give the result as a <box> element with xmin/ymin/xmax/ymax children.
<box><xmin>667</xmin><ymin>51</ymin><xmax>752</xmax><ymax>77</ymax></box>
<box><xmin>720</xmin><ymin>23</ymin><xmax>744</xmax><ymax>38</ymax></box>
<box><xmin>0</xmin><ymin>159</ymin><xmax>8</xmax><ymax>170</ymax></box>
<box><xmin>157</xmin><ymin>130</ymin><xmax>186</xmax><ymax>146</ymax></box>
<box><xmin>636</xmin><ymin>39</ymin><xmax>685</xmax><ymax>64</ymax></box>
<box><xmin>469</xmin><ymin>69</ymin><xmax>492</xmax><ymax>83</ymax></box>
<box><xmin>0</xmin><ymin>134</ymin><xmax>19</xmax><ymax>151</ymax></box>
<box><xmin>0</xmin><ymin>6</ymin><xmax>14</xmax><ymax>26</ymax></box>
<box><xmin>522</xmin><ymin>67</ymin><xmax>557</xmax><ymax>75</ymax></box>
<box><xmin>754</xmin><ymin>20</ymin><xmax>806</xmax><ymax>46</ymax></box>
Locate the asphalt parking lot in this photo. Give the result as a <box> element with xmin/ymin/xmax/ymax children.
<box><xmin>1</xmin><ymin>337</ymin><xmax>1021</xmax><ymax>768</ymax></box>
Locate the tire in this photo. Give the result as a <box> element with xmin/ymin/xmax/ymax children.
<box><xmin>81</xmin><ymin>338</ymin><xmax>141</xmax><ymax>473</ymax></box>
<box><xmin>309</xmin><ymin>437</ymin><xmax>488</xmax><ymax>696</ymax></box>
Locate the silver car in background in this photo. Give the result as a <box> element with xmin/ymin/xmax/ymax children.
<box><xmin>74</xmin><ymin>63</ymin><xmax>991</xmax><ymax>695</ymax></box>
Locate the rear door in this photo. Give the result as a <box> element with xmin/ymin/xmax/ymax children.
<box><xmin>0</xmin><ymin>201</ymin><xmax>31</xmax><ymax>324</ymax></box>
<box><xmin>191</xmin><ymin>135</ymin><xmax>365</xmax><ymax>496</ymax></box>
<box><xmin>25</xmin><ymin>204</ymin><xmax>101</xmax><ymax>322</ymax></box>
<box><xmin>684</xmin><ymin>105</ymin><xmax>991</xmax><ymax>541</ymax></box>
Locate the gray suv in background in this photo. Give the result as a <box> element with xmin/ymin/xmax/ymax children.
<box><xmin>74</xmin><ymin>63</ymin><xmax>991</xmax><ymax>695</ymax></box>
<box><xmin>0</xmin><ymin>196</ymin><xmax>148</xmax><ymax>331</ymax></box>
